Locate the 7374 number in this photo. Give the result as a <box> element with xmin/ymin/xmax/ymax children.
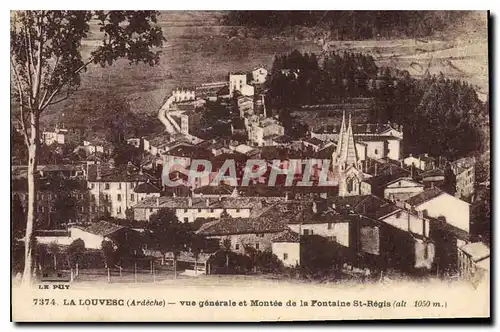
<box><xmin>33</xmin><ymin>298</ymin><xmax>56</xmax><ymax>306</ymax></box>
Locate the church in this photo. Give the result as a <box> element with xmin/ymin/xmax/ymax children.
<box><xmin>332</xmin><ymin>112</ymin><xmax>367</xmax><ymax>197</ymax></box>
<box><xmin>331</xmin><ymin>111</ymin><xmax>403</xmax><ymax>197</ymax></box>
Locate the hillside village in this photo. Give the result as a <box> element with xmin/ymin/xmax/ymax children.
<box><xmin>12</xmin><ymin>54</ymin><xmax>490</xmax><ymax>284</ymax></box>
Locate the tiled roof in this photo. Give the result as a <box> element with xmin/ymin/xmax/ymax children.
<box><xmin>327</xmin><ymin>195</ymin><xmax>372</xmax><ymax>211</ymax></box>
<box><xmin>287</xmin><ymin>209</ymin><xmax>352</xmax><ymax>225</ymax></box>
<box><xmin>193</xmin><ymin>184</ymin><xmax>234</xmax><ymax>196</ymax></box>
<box><xmin>420</xmin><ymin>168</ymin><xmax>445</xmax><ymax>178</ymax></box>
<box><xmin>358</xmin><ymin>135</ymin><xmax>402</xmax><ymax>142</ymax></box>
<box><xmin>272</xmin><ymin>135</ymin><xmax>293</xmax><ymax>144</ymax></box>
<box><xmin>314</xmin><ymin>144</ymin><xmax>336</xmax><ymax>159</ymax></box>
<box><xmin>370</xmin><ymin>203</ymin><xmax>401</xmax><ymax>220</ymax></box>
<box><xmin>39</xmin><ymin>164</ymin><xmax>84</xmax><ymax>172</ymax></box>
<box><xmin>260</xmin><ymin>146</ymin><xmax>315</xmax><ymax>160</ymax></box>
<box><xmin>133</xmin><ymin>196</ymin><xmax>268</xmax><ymax>210</ymax></box>
<box><xmin>305</xmin><ymin>137</ymin><xmax>323</xmax><ymax>146</ymax></box>
<box><xmin>97</xmin><ymin>169</ymin><xmax>158</xmax><ymax>183</ymax></box>
<box><xmin>352</xmin><ymin>195</ymin><xmax>389</xmax><ymax>219</ymax></box>
<box><xmin>272</xmin><ymin>228</ymin><xmax>300</xmax><ymax>243</ymax></box>
<box><xmin>134</xmin><ymin>182</ymin><xmax>161</xmax><ymax>194</ymax></box>
<box><xmin>363</xmin><ymin>173</ymin><xmax>410</xmax><ymax>189</ymax></box>
<box><xmin>405</xmin><ymin>187</ymin><xmax>444</xmax><ymax>206</ymax></box>
<box><xmin>83</xmin><ymin>221</ymin><xmax>126</xmax><ymax>237</ymax></box>
<box><xmin>165</xmin><ymin>145</ymin><xmax>211</xmax><ymax>159</ymax></box>
<box><xmin>196</xmin><ymin>204</ymin><xmax>288</xmax><ymax>236</ymax></box>
<box><xmin>460</xmin><ymin>242</ymin><xmax>490</xmax><ymax>262</ymax></box>
<box><xmin>365</xmin><ymin>162</ymin><xmax>410</xmax><ymax>178</ymax></box>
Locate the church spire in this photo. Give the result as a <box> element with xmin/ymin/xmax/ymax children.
<box><xmin>334</xmin><ymin>111</ymin><xmax>359</xmax><ymax>168</ymax></box>
<box><xmin>337</xmin><ymin>110</ymin><xmax>346</xmax><ymax>151</ymax></box>
<box><xmin>343</xmin><ymin>113</ymin><xmax>359</xmax><ymax>166</ymax></box>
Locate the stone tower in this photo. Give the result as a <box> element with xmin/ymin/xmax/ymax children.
<box><xmin>333</xmin><ymin>112</ymin><xmax>363</xmax><ymax>197</ymax></box>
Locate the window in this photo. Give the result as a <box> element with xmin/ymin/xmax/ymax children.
<box><xmin>347</xmin><ymin>176</ymin><xmax>356</xmax><ymax>193</ymax></box>
<box><xmin>184</xmin><ymin>209</ymin><xmax>188</xmax><ymax>213</ymax></box>
<box><xmin>375</xmin><ymin>149</ymin><xmax>379</xmax><ymax>155</ymax></box>
<box><xmin>235</xmin><ymin>244</ymin><xmax>240</xmax><ymax>250</ymax></box>
<box><xmin>118</xmin><ymin>183</ymin><xmax>122</xmax><ymax>190</ymax></box>
<box><xmin>117</xmin><ymin>206</ymin><xmax>122</xmax><ymax>214</ymax></box>
<box><xmin>149</xmin><ymin>208</ymin><xmax>153</xmax><ymax>213</ymax></box>
<box><xmin>117</xmin><ymin>194</ymin><xmax>122</xmax><ymax>202</ymax></box>
<box><xmin>105</xmin><ymin>183</ymin><xmax>110</xmax><ymax>190</ymax></box>
<box><xmin>130</xmin><ymin>194</ymin><xmax>135</xmax><ymax>201</ymax></box>
<box><xmin>303</xmin><ymin>229</ymin><xmax>309</xmax><ymax>236</ymax></box>
<box><xmin>130</xmin><ymin>183</ymin><xmax>135</xmax><ymax>189</ymax></box>
<box><xmin>184</xmin><ymin>217</ymin><xmax>189</xmax><ymax>223</ymax></box>
<box><xmin>80</xmin><ymin>206</ymin><xmax>84</xmax><ymax>212</ymax></box>
<box><xmin>255</xmin><ymin>243</ymin><xmax>260</xmax><ymax>250</ymax></box>
<box><xmin>283</xmin><ymin>253</ymin><xmax>288</xmax><ymax>260</ymax></box>
<box><xmin>236</xmin><ymin>209</ymin><xmax>240</xmax><ymax>213</ymax></box>
<box><xmin>90</xmin><ymin>183</ymin><xmax>95</xmax><ymax>189</ymax></box>
<box><xmin>210</xmin><ymin>209</ymin><xmax>214</xmax><ymax>213</ymax></box>
<box><xmin>198</xmin><ymin>209</ymin><xmax>201</xmax><ymax>213</ymax></box>
<box><xmin>327</xmin><ymin>223</ymin><xmax>332</xmax><ymax>230</ymax></box>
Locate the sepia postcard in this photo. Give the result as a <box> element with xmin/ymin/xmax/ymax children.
<box><xmin>10</xmin><ymin>10</ymin><xmax>491</xmax><ymax>322</ymax></box>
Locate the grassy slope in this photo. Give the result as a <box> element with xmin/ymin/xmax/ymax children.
<box><xmin>39</xmin><ymin>11</ymin><xmax>489</xmax><ymax>143</ymax></box>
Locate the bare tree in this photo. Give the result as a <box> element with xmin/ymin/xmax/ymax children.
<box><xmin>10</xmin><ymin>10</ymin><xmax>164</xmax><ymax>285</ymax></box>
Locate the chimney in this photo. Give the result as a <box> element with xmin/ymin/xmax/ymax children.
<box><xmin>96</xmin><ymin>164</ymin><xmax>102</xmax><ymax>180</ymax></box>
<box><xmin>206</xmin><ymin>198</ymin><xmax>210</xmax><ymax>208</ymax></box>
<box><xmin>331</xmin><ymin>203</ymin><xmax>336</xmax><ymax>210</ymax></box>
<box><xmin>312</xmin><ymin>201</ymin><xmax>318</xmax><ymax>213</ymax></box>
<box><xmin>156</xmin><ymin>197</ymin><xmax>160</xmax><ymax>207</ymax></box>
<box><xmin>218</xmin><ymin>195</ymin><xmax>222</xmax><ymax>202</ymax></box>
<box><xmin>188</xmin><ymin>196</ymin><xmax>193</xmax><ymax>207</ymax></box>
<box><xmin>285</xmin><ymin>192</ymin><xmax>289</xmax><ymax>201</ymax></box>
<box><xmin>374</xmin><ymin>163</ymin><xmax>378</xmax><ymax>176</ymax></box>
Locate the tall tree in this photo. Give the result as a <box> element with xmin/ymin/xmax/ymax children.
<box><xmin>10</xmin><ymin>11</ymin><xmax>164</xmax><ymax>285</ymax></box>
<box><xmin>145</xmin><ymin>209</ymin><xmax>193</xmax><ymax>278</ymax></box>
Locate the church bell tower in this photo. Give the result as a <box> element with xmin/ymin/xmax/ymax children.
<box><xmin>332</xmin><ymin>111</ymin><xmax>363</xmax><ymax>197</ymax></box>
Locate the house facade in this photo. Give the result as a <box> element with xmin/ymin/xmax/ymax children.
<box><xmin>252</xmin><ymin>66</ymin><xmax>268</xmax><ymax>84</ymax></box>
<box><xmin>132</xmin><ymin>196</ymin><xmax>265</xmax><ymax>223</ymax></box>
<box><xmin>451</xmin><ymin>157</ymin><xmax>476</xmax><ymax>200</ymax></box>
<box><xmin>87</xmin><ymin>166</ymin><xmax>158</xmax><ymax>219</ymax></box>
<box><xmin>457</xmin><ymin>242</ymin><xmax>490</xmax><ymax>281</ymax></box>
<box><xmin>229</xmin><ymin>72</ymin><xmax>247</xmax><ymax>97</ymax></box>
<box><xmin>405</xmin><ymin>187</ymin><xmax>470</xmax><ymax>233</ymax></box>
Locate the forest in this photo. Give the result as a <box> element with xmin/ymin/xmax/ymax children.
<box><xmin>222</xmin><ymin>11</ymin><xmax>469</xmax><ymax>39</ymax></box>
<box><xmin>266</xmin><ymin>50</ymin><xmax>488</xmax><ymax>161</ymax></box>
